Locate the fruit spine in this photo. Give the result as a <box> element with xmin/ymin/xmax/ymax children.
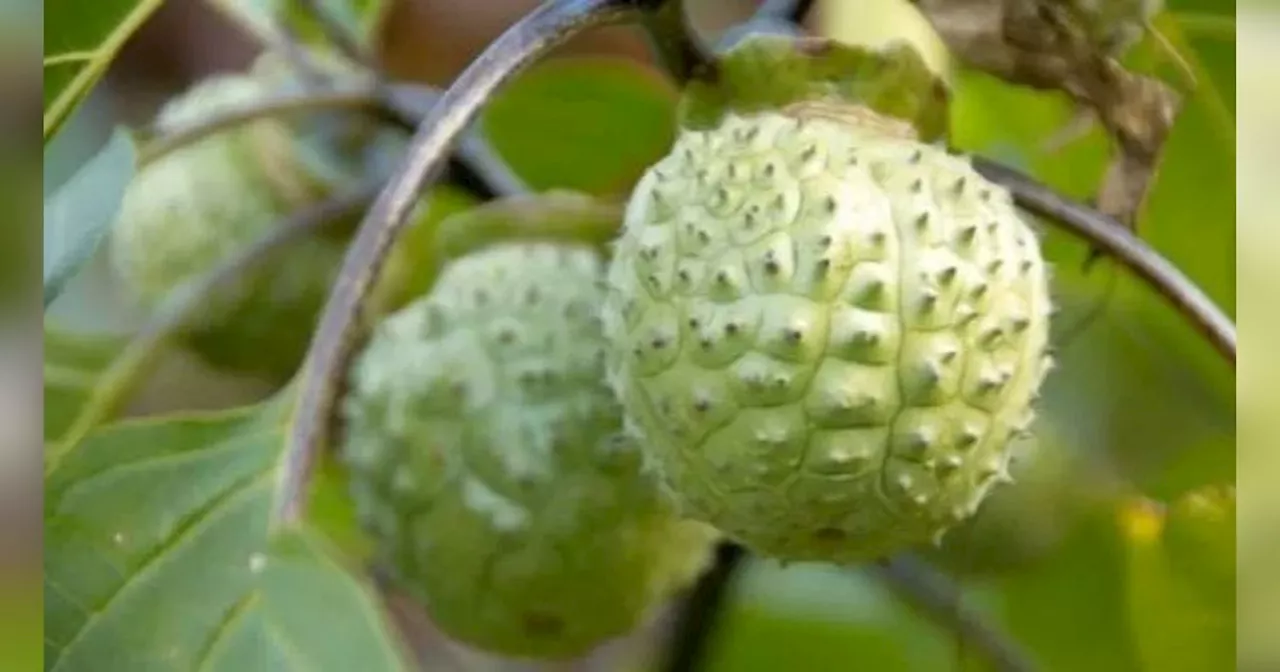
<box><xmin>601</xmin><ymin>36</ymin><xmax>1054</xmax><ymax>563</ymax></box>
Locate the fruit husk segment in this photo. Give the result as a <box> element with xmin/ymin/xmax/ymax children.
<box><xmin>678</xmin><ymin>35</ymin><xmax>950</xmax><ymax>142</ymax></box>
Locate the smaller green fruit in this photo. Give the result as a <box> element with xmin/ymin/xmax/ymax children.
<box><xmin>342</xmin><ymin>240</ymin><xmax>718</xmax><ymax>659</ymax></box>
<box><xmin>110</xmin><ymin>73</ymin><xmax>407</xmax><ymax>382</ymax></box>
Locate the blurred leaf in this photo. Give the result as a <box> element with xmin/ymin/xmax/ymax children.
<box><xmin>43</xmin><ymin>129</ymin><xmax>136</xmax><ymax>308</ymax></box>
<box><xmin>207</xmin><ymin>0</ymin><xmax>389</xmax><ymax>53</ymax></box>
<box><xmin>43</xmin><ymin>0</ymin><xmax>167</xmax><ymax>141</ymax></box>
<box><xmin>1161</xmin><ymin>485</ymin><xmax>1235</xmax><ymax>595</ymax></box>
<box><xmin>480</xmin><ymin>57</ymin><xmax>678</xmax><ymax>197</ymax></box>
<box><xmin>43</xmin><ymin>326</ymin><xmax>128</xmax><ymax>445</ymax></box>
<box><xmin>44</xmin><ymin>399</ymin><xmax>409</xmax><ymax>671</ymax></box>
<box><xmin>701</xmin><ymin>561</ymin><xmax>958</xmax><ymax>671</ymax></box>
<box><xmin>980</xmin><ymin>505</ymin><xmax>1142</xmax><ymax>671</ymax></box>
<box><xmin>1121</xmin><ymin>490</ymin><xmax>1235</xmax><ymax>672</ymax></box>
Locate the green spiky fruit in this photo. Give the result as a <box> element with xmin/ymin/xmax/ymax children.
<box><xmin>109</xmin><ymin>73</ymin><xmax>408</xmax><ymax>382</ymax></box>
<box><xmin>601</xmin><ymin>39</ymin><xmax>1053</xmax><ymax>563</ymax></box>
<box><xmin>341</xmin><ymin>241</ymin><xmax>718</xmax><ymax>659</ymax></box>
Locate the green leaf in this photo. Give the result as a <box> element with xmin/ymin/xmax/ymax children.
<box><xmin>44</xmin><ymin>0</ymin><xmax>168</xmax><ymax>141</ymax></box>
<box><xmin>979</xmin><ymin>504</ymin><xmax>1143</xmax><ymax>671</ymax></box>
<box><xmin>43</xmin><ymin>129</ymin><xmax>136</xmax><ymax>308</ymax></box>
<box><xmin>44</xmin><ymin>400</ymin><xmax>410</xmax><ymax>671</ymax></box>
<box><xmin>43</xmin><ymin>326</ymin><xmax>128</xmax><ymax>445</ymax></box>
<box><xmin>206</xmin><ymin>0</ymin><xmax>388</xmax><ymax>52</ymax></box>
<box><xmin>480</xmin><ymin>57</ymin><xmax>679</xmax><ymax>198</ymax></box>
<box><xmin>703</xmin><ymin>561</ymin><xmax>961</xmax><ymax>672</ymax></box>
<box><xmin>1121</xmin><ymin>489</ymin><xmax>1235</xmax><ymax>672</ymax></box>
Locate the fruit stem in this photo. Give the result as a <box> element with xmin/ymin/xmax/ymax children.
<box><xmin>872</xmin><ymin>554</ymin><xmax>1037</xmax><ymax>672</ymax></box>
<box><xmin>43</xmin><ymin>185</ymin><xmax>380</xmax><ymax>477</ymax></box>
<box><xmin>274</xmin><ymin>0</ymin><xmax>641</xmax><ymax>530</ymax></box>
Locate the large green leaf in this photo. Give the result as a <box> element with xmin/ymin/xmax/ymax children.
<box><xmin>44</xmin><ymin>400</ymin><xmax>409</xmax><ymax>671</ymax></box>
<box><xmin>43</xmin><ymin>129</ymin><xmax>136</xmax><ymax>308</ymax></box>
<box><xmin>480</xmin><ymin>57</ymin><xmax>679</xmax><ymax>198</ymax></box>
<box><xmin>43</xmin><ymin>0</ymin><xmax>168</xmax><ymax>141</ymax></box>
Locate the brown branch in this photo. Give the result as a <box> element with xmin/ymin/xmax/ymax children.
<box><xmin>272</xmin><ymin>0</ymin><xmax>641</xmax><ymax>528</ymax></box>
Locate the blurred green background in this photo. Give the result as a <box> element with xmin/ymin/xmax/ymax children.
<box><xmin>35</xmin><ymin>0</ymin><xmax>1246</xmax><ymax>670</ymax></box>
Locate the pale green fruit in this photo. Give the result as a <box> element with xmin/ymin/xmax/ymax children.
<box><xmin>602</xmin><ymin>108</ymin><xmax>1054</xmax><ymax>563</ymax></box>
<box><xmin>110</xmin><ymin>73</ymin><xmax>407</xmax><ymax>382</ymax></box>
<box><xmin>341</xmin><ymin>242</ymin><xmax>718</xmax><ymax>660</ymax></box>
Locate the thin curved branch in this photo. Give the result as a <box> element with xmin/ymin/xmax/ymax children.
<box><xmin>44</xmin><ymin>185</ymin><xmax>379</xmax><ymax>476</ymax></box>
<box><xmin>972</xmin><ymin>157</ymin><xmax>1236</xmax><ymax>365</ymax></box>
<box><xmin>658</xmin><ymin>542</ymin><xmax>745</xmax><ymax>672</ymax></box>
<box><xmin>137</xmin><ymin>84</ymin><xmax>523</xmax><ymax>200</ymax></box>
<box><xmin>272</xmin><ymin>0</ymin><xmax>640</xmax><ymax>528</ymax></box>
<box><xmin>872</xmin><ymin>554</ymin><xmax>1036</xmax><ymax>672</ymax></box>
<box><xmin>138</xmin><ymin>89</ymin><xmax>397</xmax><ymax>165</ymax></box>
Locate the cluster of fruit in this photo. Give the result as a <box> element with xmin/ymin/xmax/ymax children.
<box><xmin>111</xmin><ymin>36</ymin><xmax>1054</xmax><ymax>660</ymax></box>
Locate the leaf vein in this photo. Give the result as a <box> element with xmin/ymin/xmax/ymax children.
<box><xmin>194</xmin><ymin>593</ymin><xmax>259</xmax><ymax>672</ymax></box>
<box><xmin>49</xmin><ymin>472</ymin><xmax>271</xmax><ymax>671</ymax></box>
<box><xmin>54</xmin><ymin>426</ymin><xmax>279</xmax><ymax>502</ymax></box>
